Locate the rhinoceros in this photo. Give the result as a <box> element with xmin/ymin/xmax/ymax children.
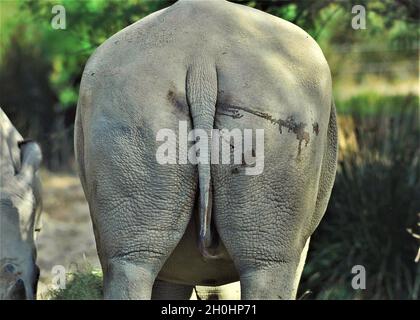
<box><xmin>0</xmin><ymin>108</ymin><xmax>42</xmax><ymax>300</ymax></box>
<box><xmin>75</xmin><ymin>0</ymin><xmax>337</xmax><ymax>299</ymax></box>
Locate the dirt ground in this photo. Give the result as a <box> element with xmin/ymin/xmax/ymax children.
<box><xmin>36</xmin><ymin>170</ymin><xmax>100</xmax><ymax>299</ymax></box>
<box><xmin>35</xmin><ymin>170</ymin><xmax>240</xmax><ymax>299</ymax></box>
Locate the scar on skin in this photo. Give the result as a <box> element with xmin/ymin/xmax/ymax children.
<box><xmin>217</xmin><ymin>103</ymin><xmax>313</xmax><ymax>156</ymax></box>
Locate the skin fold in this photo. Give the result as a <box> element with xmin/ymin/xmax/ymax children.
<box><xmin>75</xmin><ymin>0</ymin><xmax>337</xmax><ymax>300</ymax></box>
<box><xmin>0</xmin><ymin>108</ymin><xmax>42</xmax><ymax>300</ymax></box>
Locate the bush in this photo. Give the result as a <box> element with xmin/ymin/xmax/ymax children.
<box><xmin>48</xmin><ymin>267</ymin><xmax>102</xmax><ymax>300</ymax></box>
<box><xmin>299</xmin><ymin>95</ymin><xmax>420</xmax><ymax>299</ymax></box>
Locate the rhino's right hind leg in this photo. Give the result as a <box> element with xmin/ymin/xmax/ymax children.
<box><xmin>239</xmin><ymin>238</ymin><xmax>310</xmax><ymax>299</ymax></box>
<box><xmin>104</xmin><ymin>260</ymin><xmax>156</xmax><ymax>299</ymax></box>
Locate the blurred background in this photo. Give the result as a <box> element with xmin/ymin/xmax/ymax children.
<box><xmin>0</xmin><ymin>0</ymin><xmax>419</xmax><ymax>299</ymax></box>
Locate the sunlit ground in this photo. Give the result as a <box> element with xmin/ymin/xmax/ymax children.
<box><xmin>36</xmin><ymin>170</ymin><xmax>100</xmax><ymax>299</ymax></box>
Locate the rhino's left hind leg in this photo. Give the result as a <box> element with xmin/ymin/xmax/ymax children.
<box><xmin>81</xmin><ymin>110</ymin><xmax>198</xmax><ymax>300</ymax></box>
<box><xmin>151</xmin><ymin>280</ymin><xmax>194</xmax><ymax>300</ymax></box>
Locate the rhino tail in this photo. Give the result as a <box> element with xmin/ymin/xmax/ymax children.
<box><xmin>186</xmin><ymin>57</ymin><xmax>221</xmax><ymax>259</ymax></box>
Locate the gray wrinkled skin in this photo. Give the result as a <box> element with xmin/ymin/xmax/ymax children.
<box><xmin>0</xmin><ymin>108</ymin><xmax>42</xmax><ymax>300</ymax></box>
<box><xmin>75</xmin><ymin>0</ymin><xmax>337</xmax><ymax>300</ymax></box>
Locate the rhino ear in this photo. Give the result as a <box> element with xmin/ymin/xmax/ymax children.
<box><xmin>17</xmin><ymin>140</ymin><xmax>42</xmax><ymax>184</ymax></box>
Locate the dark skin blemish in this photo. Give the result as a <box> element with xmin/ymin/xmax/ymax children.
<box><xmin>312</xmin><ymin>122</ymin><xmax>319</xmax><ymax>136</ymax></box>
<box><xmin>167</xmin><ymin>89</ymin><xmax>186</xmax><ymax>112</ymax></box>
<box><xmin>287</xmin><ymin>123</ymin><xmax>309</xmax><ymax>155</ymax></box>
<box><xmin>217</xmin><ymin>110</ymin><xmax>243</xmax><ymax>119</ymax></box>
<box><xmin>217</xmin><ymin>103</ymin><xmax>311</xmax><ymax>156</ymax></box>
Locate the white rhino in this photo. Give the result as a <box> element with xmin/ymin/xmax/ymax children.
<box><xmin>75</xmin><ymin>0</ymin><xmax>337</xmax><ymax>299</ymax></box>
<box><xmin>0</xmin><ymin>108</ymin><xmax>42</xmax><ymax>300</ymax></box>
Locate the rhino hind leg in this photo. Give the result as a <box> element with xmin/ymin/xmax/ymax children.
<box><xmin>211</xmin><ymin>117</ymin><xmax>324</xmax><ymax>299</ymax></box>
<box><xmin>103</xmin><ymin>260</ymin><xmax>155</xmax><ymax>299</ymax></box>
<box><xmin>151</xmin><ymin>280</ymin><xmax>194</xmax><ymax>300</ymax></box>
<box><xmin>83</xmin><ymin>116</ymin><xmax>197</xmax><ymax>300</ymax></box>
<box><xmin>239</xmin><ymin>238</ymin><xmax>310</xmax><ymax>299</ymax></box>
<box><xmin>92</xmin><ymin>160</ymin><xmax>196</xmax><ymax>300</ymax></box>
<box><xmin>213</xmin><ymin>190</ymin><xmax>314</xmax><ymax>300</ymax></box>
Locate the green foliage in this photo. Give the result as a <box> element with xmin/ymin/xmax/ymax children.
<box><xmin>49</xmin><ymin>267</ymin><xmax>103</xmax><ymax>300</ymax></box>
<box><xmin>19</xmin><ymin>0</ymin><xmax>174</xmax><ymax>110</ymax></box>
<box><xmin>336</xmin><ymin>93</ymin><xmax>419</xmax><ymax>115</ymax></box>
<box><xmin>1</xmin><ymin>0</ymin><xmax>416</xmax><ymax>111</ymax></box>
<box><xmin>300</xmin><ymin>95</ymin><xmax>420</xmax><ymax>299</ymax></box>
